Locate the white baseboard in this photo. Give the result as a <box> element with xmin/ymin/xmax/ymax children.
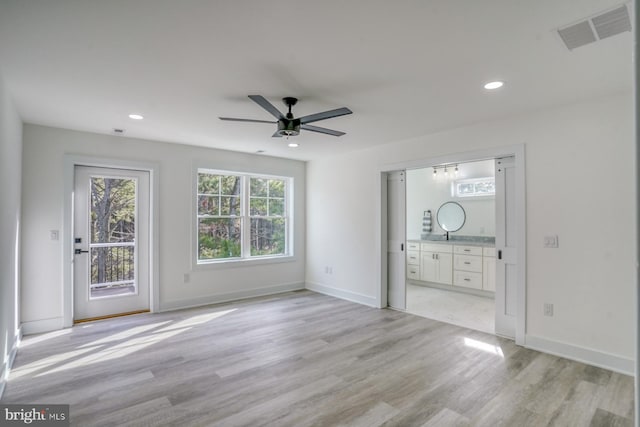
<box><xmin>21</xmin><ymin>317</ymin><xmax>65</xmax><ymax>336</ymax></box>
<box><xmin>305</xmin><ymin>282</ymin><xmax>378</xmax><ymax>307</ymax></box>
<box><xmin>160</xmin><ymin>282</ymin><xmax>306</xmax><ymax>312</ymax></box>
<box><xmin>0</xmin><ymin>326</ymin><xmax>21</xmax><ymax>399</ymax></box>
<box><xmin>525</xmin><ymin>335</ymin><xmax>634</xmax><ymax>376</ymax></box>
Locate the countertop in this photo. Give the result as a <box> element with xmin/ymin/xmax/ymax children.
<box><xmin>408</xmin><ymin>236</ymin><xmax>495</xmax><ymax>247</ymax></box>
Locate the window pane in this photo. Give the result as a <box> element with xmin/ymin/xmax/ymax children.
<box><xmin>250</xmin><ymin>198</ymin><xmax>268</xmax><ymax>216</ymax></box>
<box><xmin>250</xmin><ymin>218</ymin><xmax>285</xmax><ymax>256</ymax></box>
<box><xmin>457</xmin><ymin>183</ymin><xmax>475</xmax><ymax>195</ymax></box>
<box><xmin>220</xmin><ymin>196</ymin><xmax>241</xmax><ymax>216</ymax></box>
<box><xmin>221</xmin><ymin>175</ymin><xmax>241</xmax><ymax>195</ymax></box>
<box><xmin>198</xmin><ymin>218</ymin><xmax>241</xmax><ymax>260</ymax></box>
<box><xmin>198</xmin><ymin>195</ymin><xmax>218</xmax><ymax>215</ymax></box>
<box><xmin>91</xmin><ymin>177</ymin><xmax>136</xmax><ymax>243</ymax></box>
<box><xmin>250</xmin><ymin>178</ymin><xmax>268</xmax><ymax>197</ymax></box>
<box><xmin>269</xmin><ymin>179</ymin><xmax>285</xmax><ymax>198</ymax></box>
<box><xmin>269</xmin><ymin>198</ymin><xmax>284</xmax><ymax>216</ymax></box>
<box><xmin>198</xmin><ymin>174</ymin><xmax>219</xmax><ymax>195</ymax></box>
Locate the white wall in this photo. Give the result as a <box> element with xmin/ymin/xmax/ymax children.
<box><xmin>0</xmin><ymin>73</ymin><xmax>22</xmax><ymax>397</ymax></box>
<box><xmin>21</xmin><ymin>125</ymin><xmax>305</xmax><ymax>330</ymax></box>
<box><xmin>406</xmin><ymin>160</ymin><xmax>495</xmax><ymax>240</ymax></box>
<box><xmin>306</xmin><ymin>93</ymin><xmax>635</xmax><ymax>367</ymax></box>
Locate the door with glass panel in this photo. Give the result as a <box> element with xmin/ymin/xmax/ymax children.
<box><xmin>73</xmin><ymin>166</ymin><xmax>150</xmax><ymax>321</ymax></box>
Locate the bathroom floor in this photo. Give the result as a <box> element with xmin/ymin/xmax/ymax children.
<box><xmin>406</xmin><ymin>283</ymin><xmax>495</xmax><ymax>334</ymax></box>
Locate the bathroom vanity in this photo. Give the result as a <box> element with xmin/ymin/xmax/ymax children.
<box><xmin>406</xmin><ymin>238</ymin><xmax>496</xmax><ymax>294</ymax></box>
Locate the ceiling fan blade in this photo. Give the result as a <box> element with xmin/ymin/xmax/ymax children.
<box><xmin>299</xmin><ymin>107</ymin><xmax>352</xmax><ymax>124</ymax></box>
<box><xmin>248</xmin><ymin>95</ymin><xmax>285</xmax><ymax>120</ymax></box>
<box><xmin>301</xmin><ymin>124</ymin><xmax>346</xmax><ymax>137</ymax></box>
<box><xmin>272</xmin><ymin>131</ymin><xmax>282</xmax><ymax>138</ymax></box>
<box><xmin>219</xmin><ymin>117</ymin><xmax>276</xmax><ymax>124</ymax></box>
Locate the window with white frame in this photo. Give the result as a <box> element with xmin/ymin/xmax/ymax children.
<box><xmin>454</xmin><ymin>177</ymin><xmax>495</xmax><ymax>198</ymax></box>
<box><xmin>196</xmin><ymin>169</ymin><xmax>291</xmax><ymax>263</ymax></box>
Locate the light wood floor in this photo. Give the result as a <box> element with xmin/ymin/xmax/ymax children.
<box><xmin>2</xmin><ymin>291</ymin><xmax>634</xmax><ymax>426</ymax></box>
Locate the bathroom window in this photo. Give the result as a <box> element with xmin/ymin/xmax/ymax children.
<box><xmin>454</xmin><ymin>177</ymin><xmax>495</xmax><ymax>198</ymax></box>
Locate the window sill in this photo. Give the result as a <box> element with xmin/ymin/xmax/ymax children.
<box><xmin>193</xmin><ymin>254</ymin><xmax>297</xmax><ymax>270</ymax></box>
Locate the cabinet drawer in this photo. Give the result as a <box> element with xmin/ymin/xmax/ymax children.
<box><xmin>421</xmin><ymin>243</ymin><xmax>453</xmax><ymax>253</ymax></box>
<box><xmin>454</xmin><ymin>271</ymin><xmax>483</xmax><ymax>289</ymax></box>
<box><xmin>407</xmin><ymin>241</ymin><xmax>421</xmax><ymax>251</ymax></box>
<box><xmin>454</xmin><ymin>245</ymin><xmax>482</xmax><ymax>256</ymax></box>
<box><xmin>454</xmin><ymin>254</ymin><xmax>483</xmax><ymax>272</ymax></box>
<box><xmin>407</xmin><ymin>265</ymin><xmax>420</xmax><ymax>280</ymax></box>
<box><xmin>483</xmin><ymin>247</ymin><xmax>496</xmax><ymax>257</ymax></box>
<box><xmin>406</xmin><ymin>251</ymin><xmax>420</xmax><ymax>265</ymax></box>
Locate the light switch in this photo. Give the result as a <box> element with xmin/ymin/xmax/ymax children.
<box><xmin>544</xmin><ymin>235</ymin><xmax>558</xmax><ymax>248</ymax></box>
<box><xmin>50</xmin><ymin>230</ymin><xmax>59</xmax><ymax>241</ymax></box>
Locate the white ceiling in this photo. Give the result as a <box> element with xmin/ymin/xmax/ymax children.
<box><xmin>0</xmin><ymin>0</ymin><xmax>633</xmax><ymax>161</ymax></box>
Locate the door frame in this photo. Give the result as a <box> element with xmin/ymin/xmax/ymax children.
<box><xmin>63</xmin><ymin>155</ymin><xmax>160</xmax><ymax>327</ymax></box>
<box><xmin>377</xmin><ymin>144</ymin><xmax>526</xmax><ymax>345</ymax></box>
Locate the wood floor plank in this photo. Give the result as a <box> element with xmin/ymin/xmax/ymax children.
<box><xmin>1</xmin><ymin>290</ymin><xmax>634</xmax><ymax>426</ymax></box>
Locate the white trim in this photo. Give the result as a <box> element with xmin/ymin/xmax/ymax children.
<box><xmin>159</xmin><ymin>282</ymin><xmax>305</xmax><ymax>312</ymax></box>
<box><xmin>63</xmin><ymin>155</ymin><xmax>160</xmax><ymax>327</ymax></box>
<box><xmin>0</xmin><ymin>326</ymin><xmax>21</xmax><ymax>399</ymax></box>
<box><xmin>305</xmin><ymin>281</ymin><xmax>379</xmax><ymax>308</ymax></box>
<box><xmin>525</xmin><ymin>335</ymin><xmax>634</xmax><ymax>376</ymax></box>
<box><xmin>377</xmin><ymin>144</ymin><xmax>527</xmax><ymax>345</ymax></box>
<box><xmin>21</xmin><ymin>317</ymin><xmax>64</xmax><ymax>335</ymax></box>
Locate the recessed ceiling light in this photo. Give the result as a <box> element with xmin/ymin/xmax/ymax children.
<box><xmin>484</xmin><ymin>81</ymin><xmax>504</xmax><ymax>90</ymax></box>
<box><xmin>128</xmin><ymin>114</ymin><xmax>144</xmax><ymax>120</ymax></box>
<box><xmin>288</xmin><ymin>142</ymin><xmax>299</xmax><ymax>148</ymax></box>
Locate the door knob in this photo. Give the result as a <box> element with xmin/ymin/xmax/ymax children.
<box><xmin>74</xmin><ymin>249</ymin><xmax>89</xmax><ymax>255</ymax></box>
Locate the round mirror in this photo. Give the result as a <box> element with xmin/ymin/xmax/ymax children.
<box><xmin>437</xmin><ymin>202</ymin><xmax>466</xmax><ymax>232</ymax></box>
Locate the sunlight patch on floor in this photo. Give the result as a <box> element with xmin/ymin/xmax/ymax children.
<box><xmin>33</xmin><ymin>309</ymin><xmax>237</xmax><ymax>377</ymax></box>
<box><xmin>464</xmin><ymin>337</ymin><xmax>504</xmax><ymax>357</ymax></box>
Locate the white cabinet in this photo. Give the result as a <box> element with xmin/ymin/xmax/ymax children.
<box><xmin>406</xmin><ymin>249</ymin><xmax>420</xmax><ymax>280</ymax></box>
<box><xmin>420</xmin><ymin>243</ymin><xmax>452</xmax><ymax>285</ymax></box>
<box><xmin>453</xmin><ymin>245</ymin><xmax>483</xmax><ymax>290</ymax></box>
<box><xmin>482</xmin><ymin>247</ymin><xmax>496</xmax><ymax>292</ymax></box>
<box><xmin>407</xmin><ymin>240</ymin><xmax>495</xmax><ymax>294</ymax></box>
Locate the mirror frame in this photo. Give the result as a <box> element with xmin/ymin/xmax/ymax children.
<box><xmin>436</xmin><ymin>201</ymin><xmax>466</xmax><ymax>233</ymax></box>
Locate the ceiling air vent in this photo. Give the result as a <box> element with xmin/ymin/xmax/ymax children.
<box><xmin>557</xmin><ymin>3</ymin><xmax>631</xmax><ymax>50</ymax></box>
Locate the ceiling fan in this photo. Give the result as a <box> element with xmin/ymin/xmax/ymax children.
<box><xmin>219</xmin><ymin>95</ymin><xmax>352</xmax><ymax>137</ymax></box>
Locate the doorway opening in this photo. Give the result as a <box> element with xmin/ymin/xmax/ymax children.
<box><xmin>405</xmin><ymin>159</ymin><xmax>496</xmax><ymax>334</ymax></box>
<box><xmin>380</xmin><ymin>145</ymin><xmax>525</xmax><ymax>344</ymax></box>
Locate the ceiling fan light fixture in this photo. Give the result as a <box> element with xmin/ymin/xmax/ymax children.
<box><xmin>128</xmin><ymin>113</ymin><xmax>144</xmax><ymax>120</ymax></box>
<box><xmin>277</xmin><ymin>119</ymin><xmax>300</xmax><ymax>137</ymax></box>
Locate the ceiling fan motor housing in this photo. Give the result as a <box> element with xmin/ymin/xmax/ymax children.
<box><xmin>278</xmin><ymin>118</ymin><xmax>300</xmax><ymax>136</ymax></box>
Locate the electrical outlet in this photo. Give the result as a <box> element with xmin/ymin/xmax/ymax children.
<box><xmin>544</xmin><ymin>303</ymin><xmax>554</xmax><ymax>317</ymax></box>
<box><xmin>544</xmin><ymin>235</ymin><xmax>559</xmax><ymax>248</ymax></box>
<box><xmin>183</xmin><ymin>273</ymin><xmax>190</xmax><ymax>283</ymax></box>
<box><xmin>50</xmin><ymin>230</ymin><xmax>59</xmax><ymax>241</ymax></box>
<box><xmin>325</xmin><ymin>266</ymin><xmax>333</xmax><ymax>274</ymax></box>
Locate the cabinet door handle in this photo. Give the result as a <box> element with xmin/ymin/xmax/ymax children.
<box><xmin>464</xmin><ymin>261</ymin><xmax>471</xmax><ymax>265</ymax></box>
<box><xmin>464</xmin><ymin>249</ymin><xmax>470</xmax><ymax>252</ymax></box>
<box><xmin>464</xmin><ymin>278</ymin><xmax>471</xmax><ymax>281</ymax></box>
<box><xmin>498</xmin><ymin>250</ymin><xmax>502</xmax><ymax>260</ymax></box>
<box><xmin>401</xmin><ymin>243</ymin><xmax>404</xmax><ymax>251</ymax></box>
